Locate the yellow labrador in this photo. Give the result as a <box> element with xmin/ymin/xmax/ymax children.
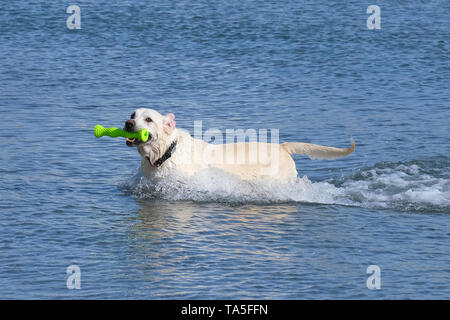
<box><xmin>125</xmin><ymin>108</ymin><xmax>355</xmax><ymax>182</ymax></box>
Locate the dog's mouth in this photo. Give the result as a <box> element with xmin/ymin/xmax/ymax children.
<box><xmin>124</xmin><ymin>127</ymin><xmax>151</xmax><ymax>147</ymax></box>
<box><xmin>125</xmin><ymin>135</ymin><xmax>152</xmax><ymax>147</ymax></box>
<box><xmin>126</xmin><ymin>137</ymin><xmax>139</xmax><ymax>147</ymax></box>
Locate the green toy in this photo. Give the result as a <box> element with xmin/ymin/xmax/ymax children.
<box><xmin>94</xmin><ymin>125</ymin><xmax>149</xmax><ymax>142</ymax></box>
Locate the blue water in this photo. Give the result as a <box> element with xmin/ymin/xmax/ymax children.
<box><xmin>1</xmin><ymin>0</ymin><xmax>449</xmax><ymax>299</ymax></box>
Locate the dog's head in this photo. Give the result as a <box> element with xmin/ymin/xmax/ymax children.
<box><xmin>124</xmin><ymin>108</ymin><xmax>176</xmax><ymax>164</ymax></box>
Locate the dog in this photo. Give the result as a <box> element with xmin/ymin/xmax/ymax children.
<box><xmin>125</xmin><ymin>108</ymin><xmax>355</xmax><ymax>182</ymax></box>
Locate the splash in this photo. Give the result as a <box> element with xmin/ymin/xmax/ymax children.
<box><xmin>334</xmin><ymin>160</ymin><xmax>450</xmax><ymax>212</ymax></box>
<box><xmin>120</xmin><ymin>158</ymin><xmax>450</xmax><ymax>213</ymax></box>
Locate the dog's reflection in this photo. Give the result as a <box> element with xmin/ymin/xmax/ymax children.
<box><xmin>127</xmin><ymin>201</ymin><xmax>301</xmax><ymax>276</ymax></box>
<box><xmin>130</xmin><ymin>200</ymin><xmax>299</xmax><ymax>241</ymax></box>
<box><xmin>130</xmin><ymin>199</ymin><xmax>198</xmax><ymax>239</ymax></box>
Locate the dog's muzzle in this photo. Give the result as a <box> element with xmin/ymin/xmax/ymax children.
<box><xmin>124</xmin><ymin>120</ymin><xmax>151</xmax><ymax>146</ymax></box>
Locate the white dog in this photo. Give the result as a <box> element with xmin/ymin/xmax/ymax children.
<box><xmin>125</xmin><ymin>108</ymin><xmax>355</xmax><ymax>182</ymax></box>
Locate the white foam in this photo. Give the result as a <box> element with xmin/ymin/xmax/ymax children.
<box><xmin>338</xmin><ymin>164</ymin><xmax>450</xmax><ymax>211</ymax></box>
<box><xmin>122</xmin><ymin>167</ymin><xmax>349</xmax><ymax>205</ymax></box>
<box><xmin>121</xmin><ymin>163</ymin><xmax>450</xmax><ymax>212</ymax></box>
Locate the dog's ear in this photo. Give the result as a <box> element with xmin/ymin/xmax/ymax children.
<box><xmin>163</xmin><ymin>113</ymin><xmax>176</xmax><ymax>133</ymax></box>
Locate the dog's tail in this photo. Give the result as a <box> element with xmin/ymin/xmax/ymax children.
<box><xmin>281</xmin><ymin>141</ymin><xmax>355</xmax><ymax>160</ymax></box>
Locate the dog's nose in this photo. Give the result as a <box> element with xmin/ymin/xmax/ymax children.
<box><xmin>125</xmin><ymin>120</ymin><xmax>135</xmax><ymax>130</ymax></box>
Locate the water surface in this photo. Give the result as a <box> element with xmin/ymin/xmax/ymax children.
<box><xmin>0</xmin><ymin>0</ymin><xmax>449</xmax><ymax>299</ymax></box>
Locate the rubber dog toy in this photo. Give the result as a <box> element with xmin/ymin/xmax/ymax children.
<box><xmin>94</xmin><ymin>125</ymin><xmax>149</xmax><ymax>142</ymax></box>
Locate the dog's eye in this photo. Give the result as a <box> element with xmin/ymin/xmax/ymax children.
<box><xmin>130</xmin><ymin>112</ymin><xmax>135</xmax><ymax>119</ymax></box>
<box><xmin>145</xmin><ymin>117</ymin><xmax>152</xmax><ymax>122</ymax></box>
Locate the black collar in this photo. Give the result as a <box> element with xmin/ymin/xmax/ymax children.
<box><xmin>153</xmin><ymin>140</ymin><xmax>177</xmax><ymax>167</ymax></box>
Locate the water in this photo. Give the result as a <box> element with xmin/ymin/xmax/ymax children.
<box><xmin>0</xmin><ymin>0</ymin><xmax>449</xmax><ymax>299</ymax></box>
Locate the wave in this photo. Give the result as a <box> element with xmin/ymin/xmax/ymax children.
<box><xmin>333</xmin><ymin>159</ymin><xmax>450</xmax><ymax>213</ymax></box>
<box><xmin>120</xmin><ymin>158</ymin><xmax>450</xmax><ymax>213</ymax></box>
